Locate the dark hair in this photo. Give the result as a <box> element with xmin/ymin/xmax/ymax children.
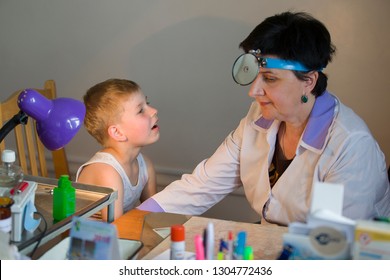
<box><xmin>239</xmin><ymin>11</ymin><xmax>336</xmax><ymax>96</ymax></box>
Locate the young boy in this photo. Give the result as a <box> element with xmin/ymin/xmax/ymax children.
<box><xmin>76</xmin><ymin>78</ymin><xmax>160</xmax><ymax>221</ymax></box>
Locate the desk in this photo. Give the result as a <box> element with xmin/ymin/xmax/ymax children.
<box><xmin>113</xmin><ymin>209</ymin><xmax>288</xmax><ymax>260</ymax></box>
<box><xmin>16</xmin><ymin>175</ymin><xmax>117</xmax><ymax>257</ymax></box>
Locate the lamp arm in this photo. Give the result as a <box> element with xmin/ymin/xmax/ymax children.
<box><xmin>0</xmin><ymin>110</ymin><xmax>28</xmax><ymax>143</ymax></box>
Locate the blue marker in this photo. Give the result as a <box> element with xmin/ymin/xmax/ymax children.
<box><xmin>234</xmin><ymin>231</ymin><xmax>247</xmax><ymax>260</ymax></box>
<box><xmin>219</xmin><ymin>239</ymin><xmax>229</xmax><ymax>252</ymax></box>
<box><xmin>277</xmin><ymin>244</ymin><xmax>294</xmax><ymax>260</ymax></box>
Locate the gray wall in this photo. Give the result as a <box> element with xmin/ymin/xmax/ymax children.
<box><xmin>1</xmin><ymin>0</ymin><xmax>389</xmax><ymax>221</ymax></box>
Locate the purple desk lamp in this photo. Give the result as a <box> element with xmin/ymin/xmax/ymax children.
<box><xmin>0</xmin><ymin>89</ymin><xmax>85</xmax><ymax>243</ymax></box>
<box><xmin>0</xmin><ymin>89</ymin><xmax>85</xmax><ymax>150</ymax></box>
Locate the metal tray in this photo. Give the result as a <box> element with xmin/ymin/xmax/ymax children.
<box><xmin>16</xmin><ymin>175</ymin><xmax>117</xmax><ymax>255</ymax></box>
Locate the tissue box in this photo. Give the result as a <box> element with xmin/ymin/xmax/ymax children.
<box><xmin>282</xmin><ymin>226</ymin><xmax>350</xmax><ymax>259</ymax></box>
<box><xmin>352</xmin><ymin>220</ymin><xmax>390</xmax><ymax>260</ymax></box>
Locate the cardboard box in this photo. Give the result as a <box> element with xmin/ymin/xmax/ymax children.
<box><xmin>353</xmin><ymin>220</ymin><xmax>390</xmax><ymax>260</ymax></box>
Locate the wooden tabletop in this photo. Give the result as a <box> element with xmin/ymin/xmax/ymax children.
<box><xmin>112</xmin><ymin>209</ymin><xmax>149</xmax><ymax>240</ymax></box>
<box><xmin>113</xmin><ymin>209</ymin><xmax>288</xmax><ymax>260</ymax></box>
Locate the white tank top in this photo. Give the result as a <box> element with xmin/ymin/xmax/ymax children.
<box><xmin>76</xmin><ymin>152</ymin><xmax>148</xmax><ymax>212</ymax></box>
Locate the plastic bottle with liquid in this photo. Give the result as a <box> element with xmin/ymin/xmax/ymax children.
<box><xmin>53</xmin><ymin>175</ymin><xmax>76</xmax><ymax>221</ymax></box>
<box><xmin>170</xmin><ymin>224</ymin><xmax>185</xmax><ymax>260</ymax></box>
<box><xmin>0</xmin><ymin>150</ymin><xmax>23</xmax><ymax>196</ymax></box>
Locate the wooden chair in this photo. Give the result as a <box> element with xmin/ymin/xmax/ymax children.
<box><xmin>0</xmin><ymin>80</ymin><xmax>70</xmax><ymax>179</ymax></box>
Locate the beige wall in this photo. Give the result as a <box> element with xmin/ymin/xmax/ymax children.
<box><xmin>1</xmin><ymin>0</ymin><xmax>389</xmax><ymax>221</ymax></box>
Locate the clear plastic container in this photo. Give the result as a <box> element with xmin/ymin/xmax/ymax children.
<box><xmin>0</xmin><ymin>150</ymin><xmax>23</xmax><ymax>196</ymax></box>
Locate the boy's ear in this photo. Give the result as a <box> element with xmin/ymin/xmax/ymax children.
<box><xmin>108</xmin><ymin>125</ymin><xmax>127</xmax><ymax>142</ymax></box>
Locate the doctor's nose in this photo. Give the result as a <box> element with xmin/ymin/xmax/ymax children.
<box><xmin>248</xmin><ymin>75</ymin><xmax>265</xmax><ymax>98</ymax></box>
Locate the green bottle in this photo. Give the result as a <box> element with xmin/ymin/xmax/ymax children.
<box><xmin>53</xmin><ymin>175</ymin><xmax>76</xmax><ymax>221</ymax></box>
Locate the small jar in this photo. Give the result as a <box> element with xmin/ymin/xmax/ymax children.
<box><xmin>0</xmin><ymin>196</ymin><xmax>14</xmax><ymax>233</ymax></box>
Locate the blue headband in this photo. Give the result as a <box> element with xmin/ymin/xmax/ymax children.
<box><xmin>259</xmin><ymin>57</ymin><xmax>310</xmax><ymax>71</ymax></box>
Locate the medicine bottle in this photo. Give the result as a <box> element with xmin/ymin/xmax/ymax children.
<box><xmin>0</xmin><ymin>196</ymin><xmax>14</xmax><ymax>233</ymax></box>
<box><xmin>0</xmin><ymin>150</ymin><xmax>23</xmax><ymax>197</ymax></box>
<box><xmin>170</xmin><ymin>224</ymin><xmax>185</xmax><ymax>260</ymax></box>
<box><xmin>53</xmin><ymin>175</ymin><xmax>76</xmax><ymax>221</ymax></box>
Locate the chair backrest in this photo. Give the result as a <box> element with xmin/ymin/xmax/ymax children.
<box><xmin>0</xmin><ymin>80</ymin><xmax>70</xmax><ymax>179</ymax></box>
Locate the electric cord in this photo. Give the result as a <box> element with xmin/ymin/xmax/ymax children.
<box><xmin>29</xmin><ymin>211</ymin><xmax>47</xmax><ymax>259</ymax></box>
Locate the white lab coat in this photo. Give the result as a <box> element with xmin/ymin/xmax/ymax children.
<box><xmin>151</xmin><ymin>92</ymin><xmax>390</xmax><ymax>225</ymax></box>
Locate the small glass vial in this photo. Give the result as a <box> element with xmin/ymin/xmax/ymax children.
<box><xmin>0</xmin><ymin>150</ymin><xmax>23</xmax><ymax>196</ymax></box>
<box><xmin>170</xmin><ymin>224</ymin><xmax>185</xmax><ymax>260</ymax></box>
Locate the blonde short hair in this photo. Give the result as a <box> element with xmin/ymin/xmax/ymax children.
<box><xmin>83</xmin><ymin>78</ymin><xmax>140</xmax><ymax>145</ymax></box>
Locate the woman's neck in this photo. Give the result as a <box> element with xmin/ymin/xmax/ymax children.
<box><xmin>278</xmin><ymin>120</ymin><xmax>307</xmax><ymax>160</ymax></box>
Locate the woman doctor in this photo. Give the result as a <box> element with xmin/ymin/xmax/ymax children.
<box><xmin>138</xmin><ymin>11</ymin><xmax>390</xmax><ymax>225</ymax></box>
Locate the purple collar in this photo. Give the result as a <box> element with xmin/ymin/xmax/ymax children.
<box><xmin>254</xmin><ymin>91</ymin><xmax>336</xmax><ymax>151</ymax></box>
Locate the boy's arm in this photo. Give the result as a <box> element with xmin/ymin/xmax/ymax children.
<box><xmin>140</xmin><ymin>155</ymin><xmax>157</xmax><ymax>202</ymax></box>
<box><xmin>77</xmin><ymin>163</ymin><xmax>124</xmax><ymax>220</ymax></box>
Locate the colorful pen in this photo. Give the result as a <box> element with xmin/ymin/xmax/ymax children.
<box><xmin>277</xmin><ymin>244</ymin><xmax>294</xmax><ymax>260</ymax></box>
<box><xmin>203</xmin><ymin>228</ymin><xmax>207</xmax><ymax>252</ymax></box>
<box><xmin>219</xmin><ymin>239</ymin><xmax>228</xmax><ymax>252</ymax></box>
<box><xmin>10</xmin><ymin>181</ymin><xmax>29</xmax><ymax>195</ymax></box>
<box><xmin>244</xmin><ymin>246</ymin><xmax>254</xmax><ymax>260</ymax></box>
<box><xmin>194</xmin><ymin>234</ymin><xmax>205</xmax><ymax>260</ymax></box>
<box><xmin>226</xmin><ymin>231</ymin><xmax>234</xmax><ymax>260</ymax></box>
<box><xmin>206</xmin><ymin>222</ymin><xmax>214</xmax><ymax>260</ymax></box>
<box><xmin>234</xmin><ymin>231</ymin><xmax>247</xmax><ymax>260</ymax></box>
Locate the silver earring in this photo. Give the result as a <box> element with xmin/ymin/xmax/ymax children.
<box><xmin>301</xmin><ymin>93</ymin><xmax>308</xmax><ymax>104</ymax></box>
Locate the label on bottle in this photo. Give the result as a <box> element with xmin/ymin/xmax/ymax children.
<box><xmin>170</xmin><ymin>241</ymin><xmax>185</xmax><ymax>260</ymax></box>
<box><xmin>0</xmin><ymin>216</ymin><xmax>12</xmax><ymax>232</ymax></box>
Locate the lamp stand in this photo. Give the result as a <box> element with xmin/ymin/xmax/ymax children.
<box><xmin>0</xmin><ymin>111</ymin><xmax>28</xmax><ymax>143</ymax></box>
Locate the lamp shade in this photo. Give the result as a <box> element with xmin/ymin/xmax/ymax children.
<box><xmin>17</xmin><ymin>89</ymin><xmax>86</xmax><ymax>151</ymax></box>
